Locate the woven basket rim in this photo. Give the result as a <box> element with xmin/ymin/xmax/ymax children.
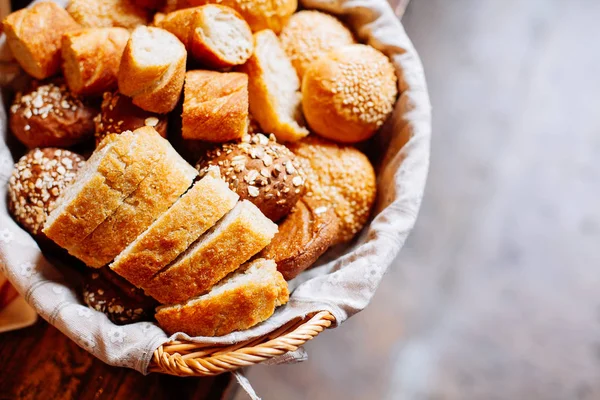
<box><xmin>149</xmin><ymin>311</ymin><xmax>335</xmax><ymax>376</ymax></box>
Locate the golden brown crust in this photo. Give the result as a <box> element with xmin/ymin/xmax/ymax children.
<box><xmin>43</xmin><ymin>128</ymin><xmax>167</xmax><ymax>250</ymax></box>
<box><xmin>8</xmin><ymin>148</ymin><xmax>85</xmax><ymax>237</ymax></box>
<box><xmin>280</xmin><ymin>11</ymin><xmax>355</xmax><ymax>80</ymax></box>
<box><xmin>2</xmin><ymin>2</ymin><xmax>81</xmax><ymax>79</ymax></box>
<box><xmin>118</xmin><ymin>27</ymin><xmax>187</xmax><ymax>114</ymax></box>
<box><xmin>69</xmin><ymin>136</ymin><xmax>197</xmax><ymax>267</ymax></box>
<box><xmin>110</xmin><ymin>175</ymin><xmax>238</xmax><ymax>287</ymax></box>
<box><xmin>182</xmin><ymin>70</ymin><xmax>248</xmax><ymax>142</ymax></box>
<box><xmin>9</xmin><ymin>81</ymin><xmax>98</xmax><ymax>148</ymax></box>
<box><xmin>62</xmin><ymin>28</ymin><xmax>130</xmax><ymax>96</ymax></box>
<box><xmin>178</xmin><ymin>0</ymin><xmax>296</xmax><ymax>33</ymax></box>
<box><xmin>143</xmin><ymin>201</ymin><xmax>277</xmax><ymax>304</ymax></box>
<box><xmin>288</xmin><ymin>136</ymin><xmax>377</xmax><ymax>243</ymax></box>
<box><xmin>302</xmin><ymin>44</ymin><xmax>398</xmax><ymax>143</ymax></box>
<box><xmin>259</xmin><ymin>197</ymin><xmax>340</xmax><ymax>280</ymax></box>
<box><xmin>197</xmin><ymin>133</ymin><xmax>305</xmax><ymax>221</ymax></box>
<box><xmin>66</xmin><ymin>0</ymin><xmax>150</xmax><ymax>29</ymax></box>
<box><xmin>95</xmin><ymin>91</ymin><xmax>168</xmax><ymax>146</ymax></box>
<box><xmin>155</xmin><ymin>259</ymin><xmax>289</xmax><ymax>336</ymax></box>
<box><xmin>238</xmin><ymin>30</ymin><xmax>308</xmax><ymax>143</ymax></box>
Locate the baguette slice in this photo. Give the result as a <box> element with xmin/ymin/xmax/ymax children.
<box><xmin>2</xmin><ymin>2</ymin><xmax>81</xmax><ymax>79</ymax></box>
<box><xmin>155</xmin><ymin>258</ymin><xmax>289</xmax><ymax>336</ymax></box>
<box><xmin>238</xmin><ymin>29</ymin><xmax>308</xmax><ymax>142</ymax></box>
<box><xmin>66</xmin><ymin>0</ymin><xmax>150</xmax><ymax>29</ymax></box>
<box><xmin>43</xmin><ymin>128</ymin><xmax>165</xmax><ymax>250</ymax></box>
<box><xmin>69</xmin><ymin>138</ymin><xmax>197</xmax><ymax>268</ymax></box>
<box><xmin>62</xmin><ymin>27</ymin><xmax>130</xmax><ymax>96</ymax></box>
<box><xmin>182</xmin><ymin>70</ymin><xmax>248</xmax><ymax>142</ymax></box>
<box><xmin>156</xmin><ymin>5</ymin><xmax>253</xmax><ymax>68</ymax></box>
<box><xmin>118</xmin><ymin>26</ymin><xmax>187</xmax><ymax>113</ymax></box>
<box><xmin>111</xmin><ymin>173</ymin><xmax>239</xmax><ymax>287</ymax></box>
<box><xmin>144</xmin><ymin>200</ymin><xmax>277</xmax><ymax>304</ymax></box>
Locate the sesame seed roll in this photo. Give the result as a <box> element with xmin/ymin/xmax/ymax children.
<box><xmin>280</xmin><ymin>10</ymin><xmax>355</xmax><ymax>80</ymax></box>
<box><xmin>8</xmin><ymin>148</ymin><xmax>85</xmax><ymax>236</ymax></box>
<box><xmin>301</xmin><ymin>44</ymin><xmax>398</xmax><ymax>144</ymax></box>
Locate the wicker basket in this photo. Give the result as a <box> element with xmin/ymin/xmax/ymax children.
<box><xmin>150</xmin><ymin>311</ymin><xmax>335</xmax><ymax>376</ymax></box>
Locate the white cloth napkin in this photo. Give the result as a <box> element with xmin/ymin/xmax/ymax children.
<box><xmin>0</xmin><ymin>0</ymin><xmax>430</xmax><ymax>374</ymax></box>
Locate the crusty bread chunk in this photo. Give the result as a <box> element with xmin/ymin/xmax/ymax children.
<box><xmin>156</xmin><ymin>5</ymin><xmax>253</xmax><ymax>68</ymax></box>
<box><xmin>2</xmin><ymin>2</ymin><xmax>81</xmax><ymax>79</ymax></box>
<box><xmin>69</xmin><ymin>133</ymin><xmax>197</xmax><ymax>267</ymax></box>
<box><xmin>118</xmin><ymin>26</ymin><xmax>187</xmax><ymax>113</ymax></box>
<box><xmin>111</xmin><ymin>173</ymin><xmax>239</xmax><ymax>287</ymax></box>
<box><xmin>43</xmin><ymin>128</ymin><xmax>166</xmax><ymax>250</ymax></box>
<box><xmin>239</xmin><ymin>30</ymin><xmax>308</xmax><ymax>142</ymax></box>
<box><xmin>155</xmin><ymin>258</ymin><xmax>289</xmax><ymax>336</ymax></box>
<box><xmin>66</xmin><ymin>0</ymin><xmax>150</xmax><ymax>29</ymax></box>
<box><xmin>62</xmin><ymin>28</ymin><xmax>130</xmax><ymax>96</ymax></box>
<box><xmin>143</xmin><ymin>200</ymin><xmax>277</xmax><ymax>304</ymax></box>
<box><xmin>182</xmin><ymin>70</ymin><xmax>248</xmax><ymax>142</ymax></box>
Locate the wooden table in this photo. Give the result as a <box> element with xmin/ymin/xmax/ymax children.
<box><xmin>0</xmin><ymin>320</ymin><xmax>234</xmax><ymax>400</ymax></box>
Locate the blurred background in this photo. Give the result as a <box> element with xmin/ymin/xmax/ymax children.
<box><xmin>235</xmin><ymin>0</ymin><xmax>600</xmax><ymax>399</ymax></box>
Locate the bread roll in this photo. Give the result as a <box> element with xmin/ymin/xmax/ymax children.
<box><xmin>95</xmin><ymin>92</ymin><xmax>168</xmax><ymax>146</ymax></box>
<box><xmin>66</xmin><ymin>0</ymin><xmax>150</xmax><ymax>29</ymax></box>
<box><xmin>259</xmin><ymin>197</ymin><xmax>339</xmax><ymax>280</ymax></box>
<box><xmin>182</xmin><ymin>70</ymin><xmax>248</xmax><ymax>142</ymax></box>
<box><xmin>302</xmin><ymin>44</ymin><xmax>398</xmax><ymax>143</ymax></box>
<box><xmin>62</xmin><ymin>28</ymin><xmax>130</xmax><ymax>96</ymax></box>
<box><xmin>155</xmin><ymin>5</ymin><xmax>253</xmax><ymax>68</ymax></box>
<box><xmin>43</xmin><ymin>128</ymin><xmax>169</xmax><ymax>250</ymax></box>
<box><xmin>111</xmin><ymin>173</ymin><xmax>238</xmax><ymax>287</ymax></box>
<box><xmin>288</xmin><ymin>136</ymin><xmax>376</xmax><ymax>243</ymax></box>
<box><xmin>9</xmin><ymin>80</ymin><xmax>98</xmax><ymax>148</ymax></box>
<box><xmin>239</xmin><ymin>30</ymin><xmax>308</xmax><ymax>143</ymax></box>
<box><xmin>118</xmin><ymin>26</ymin><xmax>187</xmax><ymax>114</ymax></box>
<box><xmin>177</xmin><ymin>0</ymin><xmax>296</xmax><ymax>33</ymax></box>
<box><xmin>2</xmin><ymin>2</ymin><xmax>81</xmax><ymax>79</ymax></box>
<box><xmin>155</xmin><ymin>259</ymin><xmax>288</xmax><ymax>336</ymax></box>
<box><xmin>280</xmin><ymin>11</ymin><xmax>355</xmax><ymax>80</ymax></box>
<box><xmin>143</xmin><ymin>200</ymin><xmax>277</xmax><ymax>304</ymax></box>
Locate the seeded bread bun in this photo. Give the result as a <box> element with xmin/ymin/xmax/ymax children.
<box><xmin>288</xmin><ymin>136</ymin><xmax>376</xmax><ymax>243</ymax></box>
<box><xmin>259</xmin><ymin>197</ymin><xmax>339</xmax><ymax>280</ymax></box>
<box><xmin>280</xmin><ymin>11</ymin><xmax>355</xmax><ymax>80</ymax></box>
<box><xmin>8</xmin><ymin>148</ymin><xmax>85</xmax><ymax>237</ymax></box>
<box><xmin>301</xmin><ymin>44</ymin><xmax>398</xmax><ymax>143</ymax></box>
<box><xmin>82</xmin><ymin>267</ymin><xmax>158</xmax><ymax>325</ymax></box>
<box><xmin>9</xmin><ymin>81</ymin><xmax>98</xmax><ymax>148</ymax></box>
<box><xmin>197</xmin><ymin>133</ymin><xmax>305</xmax><ymax>222</ymax></box>
<box><xmin>94</xmin><ymin>91</ymin><xmax>168</xmax><ymax>146</ymax></box>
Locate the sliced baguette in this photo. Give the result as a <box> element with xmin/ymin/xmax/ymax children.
<box><xmin>118</xmin><ymin>26</ymin><xmax>187</xmax><ymax>113</ymax></box>
<box><xmin>144</xmin><ymin>200</ymin><xmax>277</xmax><ymax>304</ymax></box>
<box><xmin>111</xmin><ymin>173</ymin><xmax>239</xmax><ymax>287</ymax></box>
<box><xmin>62</xmin><ymin>27</ymin><xmax>130</xmax><ymax>96</ymax></box>
<box><xmin>43</xmin><ymin>128</ymin><xmax>165</xmax><ymax>250</ymax></box>
<box><xmin>155</xmin><ymin>258</ymin><xmax>289</xmax><ymax>336</ymax></box>
<box><xmin>66</xmin><ymin>0</ymin><xmax>150</xmax><ymax>29</ymax></box>
<box><xmin>238</xmin><ymin>29</ymin><xmax>308</xmax><ymax>142</ymax></box>
<box><xmin>69</xmin><ymin>135</ymin><xmax>197</xmax><ymax>267</ymax></box>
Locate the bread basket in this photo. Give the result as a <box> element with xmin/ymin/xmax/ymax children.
<box><xmin>0</xmin><ymin>0</ymin><xmax>431</xmax><ymax>377</ymax></box>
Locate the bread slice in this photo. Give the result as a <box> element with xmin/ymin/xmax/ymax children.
<box><xmin>111</xmin><ymin>173</ymin><xmax>239</xmax><ymax>287</ymax></box>
<box><xmin>155</xmin><ymin>258</ymin><xmax>289</xmax><ymax>336</ymax></box>
<box><xmin>238</xmin><ymin>29</ymin><xmax>308</xmax><ymax>142</ymax></box>
<box><xmin>155</xmin><ymin>5</ymin><xmax>253</xmax><ymax>68</ymax></box>
<box><xmin>66</xmin><ymin>0</ymin><xmax>150</xmax><ymax>29</ymax></box>
<box><xmin>69</xmin><ymin>136</ymin><xmax>197</xmax><ymax>267</ymax></box>
<box><xmin>182</xmin><ymin>70</ymin><xmax>248</xmax><ymax>142</ymax></box>
<box><xmin>43</xmin><ymin>128</ymin><xmax>166</xmax><ymax>250</ymax></box>
<box><xmin>144</xmin><ymin>200</ymin><xmax>277</xmax><ymax>304</ymax></box>
<box><xmin>118</xmin><ymin>26</ymin><xmax>187</xmax><ymax>113</ymax></box>
<box><xmin>62</xmin><ymin>27</ymin><xmax>131</xmax><ymax>96</ymax></box>
<box><xmin>2</xmin><ymin>2</ymin><xmax>81</xmax><ymax>79</ymax></box>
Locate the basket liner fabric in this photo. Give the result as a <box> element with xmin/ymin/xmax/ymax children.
<box><xmin>0</xmin><ymin>0</ymin><xmax>431</xmax><ymax>373</ymax></box>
